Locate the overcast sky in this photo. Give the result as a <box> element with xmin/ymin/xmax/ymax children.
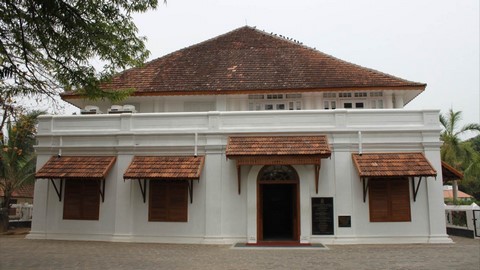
<box><xmin>127</xmin><ymin>0</ymin><xmax>480</xmax><ymax>137</ymax></box>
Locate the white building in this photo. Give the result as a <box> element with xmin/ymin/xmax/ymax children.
<box><xmin>29</xmin><ymin>26</ymin><xmax>450</xmax><ymax>244</ymax></box>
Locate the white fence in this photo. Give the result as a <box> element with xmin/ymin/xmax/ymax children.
<box><xmin>445</xmin><ymin>203</ymin><xmax>480</xmax><ymax>239</ymax></box>
<box><xmin>9</xmin><ymin>203</ymin><xmax>33</xmax><ymax>221</ymax></box>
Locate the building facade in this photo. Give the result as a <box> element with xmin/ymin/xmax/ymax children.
<box><xmin>29</xmin><ymin>27</ymin><xmax>450</xmax><ymax>244</ymax></box>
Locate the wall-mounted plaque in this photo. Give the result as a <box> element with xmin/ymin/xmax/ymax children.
<box><xmin>312</xmin><ymin>197</ymin><xmax>334</xmax><ymax>235</ymax></box>
<box><xmin>338</xmin><ymin>216</ymin><xmax>351</xmax><ymax>227</ymax></box>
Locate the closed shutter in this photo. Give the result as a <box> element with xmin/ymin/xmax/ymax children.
<box><xmin>369</xmin><ymin>179</ymin><xmax>389</xmax><ymax>222</ymax></box>
<box><xmin>369</xmin><ymin>178</ymin><xmax>411</xmax><ymax>222</ymax></box>
<box><xmin>63</xmin><ymin>180</ymin><xmax>100</xmax><ymax>220</ymax></box>
<box><xmin>82</xmin><ymin>181</ymin><xmax>100</xmax><ymax>220</ymax></box>
<box><xmin>390</xmin><ymin>179</ymin><xmax>411</xmax><ymax>222</ymax></box>
<box><xmin>149</xmin><ymin>181</ymin><xmax>168</xmax><ymax>221</ymax></box>
<box><xmin>168</xmin><ymin>182</ymin><xmax>188</xmax><ymax>222</ymax></box>
<box><xmin>149</xmin><ymin>181</ymin><xmax>188</xmax><ymax>222</ymax></box>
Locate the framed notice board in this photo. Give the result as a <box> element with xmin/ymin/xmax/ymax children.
<box><xmin>312</xmin><ymin>197</ymin><xmax>334</xmax><ymax>235</ymax></box>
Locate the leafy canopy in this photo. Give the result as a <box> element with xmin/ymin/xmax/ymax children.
<box><xmin>0</xmin><ymin>110</ymin><xmax>43</xmax><ymax>209</ymax></box>
<box><xmin>439</xmin><ymin>109</ymin><xmax>480</xmax><ymax>200</ymax></box>
<box><xmin>0</xmin><ymin>0</ymin><xmax>159</xmax><ymax>102</ymax></box>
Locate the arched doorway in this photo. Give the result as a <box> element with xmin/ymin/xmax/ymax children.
<box><xmin>257</xmin><ymin>165</ymin><xmax>300</xmax><ymax>242</ymax></box>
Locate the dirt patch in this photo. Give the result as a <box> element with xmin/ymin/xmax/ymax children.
<box><xmin>0</xmin><ymin>227</ymin><xmax>30</xmax><ymax>237</ymax></box>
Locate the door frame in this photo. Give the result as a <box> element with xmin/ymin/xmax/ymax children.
<box><xmin>256</xmin><ymin>165</ymin><xmax>300</xmax><ymax>242</ymax></box>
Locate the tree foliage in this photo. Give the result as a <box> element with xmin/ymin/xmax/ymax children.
<box><xmin>439</xmin><ymin>109</ymin><xmax>480</xmax><ymax>200</ymax></box>
<box><xmin>0</xmin><ymin>110</ymin><xmax>42</xmax><ymax>232</ymax></box>
<box><xmin>1</xmin><ymin>0</ymin><xmax>158</xmax><ymax>103</ymax></box>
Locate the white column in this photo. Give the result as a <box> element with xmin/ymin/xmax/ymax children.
<box><xmin>331</xmin><ymin>134</ymin><xmax>355</xmax><ymax>242</ymax></box>
<box><xmin>216</xmin><ymin>96</ymin><xmax>227</xmax><ymax>111</ymax></box>
<box><xmin>385</xmin><ymin>92</ymin><xmax>394</xmax><ymax>109</ymax></box>
<box><xmin>203</xmin><ymin>136</ymin><xmax>224</xmax><ymax>243</ymax></box>
<box><xmin>394</xmin><ymin>93</ymin><xmax>405</xmax><ymax>108</ymax></box>
<box><xmin>423</xmin><ymin>144</ymin><xmax>452</xmax><ymax>243</ymax></box>
<box><xmin>247</xmin><ymin>166</ymin><xmax>261</xmax><ymax>243</ymax></box>
<box><xmin>27</xmin><ymin>155</ymin><xmax>51</xmax><ymax>239</ymax></box>
<box><xmin>110</xmin><ymin>154</ymin><xmax>134</xmax><ymax>241</ymax></box>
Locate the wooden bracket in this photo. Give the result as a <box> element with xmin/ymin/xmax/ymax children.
<box><xmin>99</xmin><ymin>179</ymin><xmax>106</xmax><ymax>202</ymax></box>
<box><xmin>314</xmin><ymin>164</ymin><xmax>321</xmax><ymax>194</ymax></box>
<box><xmin>237</xmin><ymin>165</ymin><xmax>241</xmax><ymax>195</ymax></box>
<box><xmin>50</xmin><ymin>179</ymin><xmax>63</xmax><ymax>202</ymax></box>
<box><xmin>187</xmin><ymin>180</ymin><xmax>195</xmax><ymax>204</ymax></box>
<box><xmin>362</xmin><ymin>178</ymin><xmax>369</xmax><ymax>203</ymax></box>
<box><xmin>411</xmin><ymin>176</ymin><xmax>422</xmax><ymax>202</ymax></box>
<box><xmin>138</xmin><ymin>179</ymin><xmax>147</xmax><ymax>203</ymax></box>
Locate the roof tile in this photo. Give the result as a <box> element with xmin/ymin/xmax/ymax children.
<box><xmin>352</xmin><ymin>153</ymin><xmax>437</xmax><ymax>178</ymax></box>
<box><xmin>35</xmin><ymin>156</ymin><xmax>116</xmax><ymax>180</ymax></box>
<box><xmin>123</xmin><ymin>156</ymin><xmax>205</xmax><ymax>180</ymax></box>
<box><xmin>226</xmin><ymin>136</ymin><xmax>331</xmax><ymax>157</ymax></box>
<box><xmin>62</xmin><ymin>26</ymin><xmax>425</xmax><ymax>98</ymax></box>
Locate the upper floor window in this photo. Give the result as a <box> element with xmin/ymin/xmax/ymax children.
<box><xmin>339</xmin><ymin>92</ymin><xmax>352</xmax><ymax>98</ymax></box>
<box><xmin>249</xmin><ymin>93</ymin><xmax>302</xmax><ymax>111</ymax></box>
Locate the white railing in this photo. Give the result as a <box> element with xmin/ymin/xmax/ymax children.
<box><xmin>37</xmin><ymin>109</ymin><xmax>441</xmax><ymax>136</ymax></box>
<box><xmin>445</xmin><ymin>204</ymin><xmax>480</xmax><ymax>239</ymax></box>
<box><xmin>9</xmin><ymin>203</ymin><xmax>33</xmax><ymax>221</ymax></box>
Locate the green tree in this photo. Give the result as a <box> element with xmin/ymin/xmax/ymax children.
<box><xmin>1</xmin><ymin>0</ymin><xmax>160</xmax><ymax>130</ymax></box>
<box><xmin>439</xmin><ymin>109</ymin><xmax>480</xmax><ymax>200</ymax></box>
<box><xmin>439</xmin><ymin>109</ymin><xmax>480</xmax><ymax>167</ymax></box>
<box><xmin>0</xmin><ymin>110</ymin><xmax>42</xmax><ymax>232</ymax></box>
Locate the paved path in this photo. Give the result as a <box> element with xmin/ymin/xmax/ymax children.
<box><xmin>0</xmin><ymin>234</ymin><xmax>479</xmax><ymax>270</ymax></box>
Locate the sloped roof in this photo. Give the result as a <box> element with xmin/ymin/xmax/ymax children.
<box><xmin>0</xmin><ymin>183</ymin><xmax>34</xmax><ymax>198</ymax></box>
<box><xmin>441</xmin><ymin>161</ymin><xmax>464</xmax><ymax>182</ymax></box>
<box><xmin>62</xmin><ymin>26</ymin><xmax>425</xmax><ymax>98</ymax></box>
<box><xmin>443</xmin><ymin>189</ymin><xmax>472</xmax><ymax>199</ymax></box>
<box><xmin>123</xmin><ymin>156</ymin><xmax>205</xmax><ymax>180</ymax></box>
<box><xmin>352</xmin><ymin>153</ymin><xmax>437</xmax><ymax>178</ymax></box>
<box><xmin>226</xmin><ymin>136</ymin><xmax>331</xmax><ymax>157</ymax></box>
<box><xmin>35</xmin><ymin>156</ymin><xmax>116</xmax><ymax>180</ymax></box>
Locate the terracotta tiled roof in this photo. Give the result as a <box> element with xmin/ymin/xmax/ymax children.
<box><xmin>0</xmin><ymin>183</ymin><xmax>34</xmax><ymax>198</ymax></box>
<box><xmin>35</xmin><ymin>156</ymin><xmax>116</xmax><ymax>180</ymax></box>
<box><xmin>226</xmin><ymin>136</ymin><xmax>331</xmax><ymax>157</ymax></box>
<box><xmin>352</xmin><ymin>153</ymin><xmax>437</xmax><ymax>178</ymax></box>
<box><xmin>441</xmin><ymin>161</ymin><xmax>464</xmax><ymax>182</ymax></box>
<box><xmin>443</xmin><ymin>190</ymin><xmax>472</xmax><ymax>199</ymax></box>
<box><xmin>62</xmin><ymin>26</ymin><xmax>425</xmax><ymax>98</ymax></box>
<box><xmin>123</xmin><ymin>156</ymin><xmax>205</xmax><ymax>180</ymax></box>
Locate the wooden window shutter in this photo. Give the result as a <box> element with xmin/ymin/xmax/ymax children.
<box><xmin>369</xmin><ymin>178</ymin><xmax>411</xmax><ymax>222</ymax></box>
<box><xmin>389</xmin><ymin>179</ymin><xmax>411</xmax><ymax>222</ymax></box>
<box><xmin>81</xmin><ymin>181</ymin><xmax>100</xmax><ymax>220</ymax></box>
<box><xmin>167</xmin><ymin>182</ymin><xmax>188</xmax><ymax>222</ymax></box>
<box><xmin>149</xmin><ymin>181</ymin><xmax>188</xmax><ymax>222</ymax></box>
<box><xmin>149</xmin><ymin>181</ymin><xmax>168</xmax><ymax>221</ymax></box>
<box><xmin>63</xmin><ymin>180</ymin><xmax>82</xmax><ymax>219</ymax></box>
<box><xmin>63</xmin><ymin>180</ymin><xmax>100</xmax><ymax>220</ymax></box>
<box><xmin>369</xmin><ymin>180</ymin><xmax>389</xmax><ymax>222</ymax></box>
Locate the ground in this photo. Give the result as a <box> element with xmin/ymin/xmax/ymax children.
<box><xmin>0</xmin><ymin>230</ymin><xmax>479</xmax><ymax>270</ymax></box>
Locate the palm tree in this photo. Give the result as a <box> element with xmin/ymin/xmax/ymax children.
<box><xmin>439</xmin><ymin>109</ymin><xmax>480</xmax><ymax>202</ymax></box>
<box><xmin>0</xmin><ymin>111</ymin><xmax>42</xmax><ymax>232</ymax></box>
<box><xmin>440</xmin><ymin>109</ymin><xmax>480</xmax><ymax>166</ymax></box>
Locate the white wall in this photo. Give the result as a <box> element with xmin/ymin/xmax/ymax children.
<box><xmin>29</xmin><ymin>109</ymin><xmax>450</xmax><ymax>244</ymax></box>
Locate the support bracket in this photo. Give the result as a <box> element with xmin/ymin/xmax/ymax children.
<box><xmin>411</xmin><ymin>176</ymin><xmax>422</xmax><ymax>202</ymax></box>
<box><xmin>187</xmin><ymin>180</ymin><xmax>195</xmax><ymax>204</ymax></box>
<box><xmin>99</xmin><ymin>179</ymin><xmax>106</xmax><ymax>202</ymax></box>
<box><xmin>362</xmin><ymin>178</ymin><xmax>369</xmax><ymax>203</ymax></box>
<box><xmin>314</xmin><ymin>164</ymin><xmax>321</xmax><ymax>194</ymax></box>
<box><xmin>138</xmin><ymin>179</ymin><xmax>147</xmax><ymax>203</ymax></box>
<box><xmin>50</xmin><ymin>179</ymin><xmax>63</xmax><ymax>202</ymax></box>
<box><xmin>237</xmin><ymin>165</ymin><xmax>241</xmax><ymax>195</ymax></box>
